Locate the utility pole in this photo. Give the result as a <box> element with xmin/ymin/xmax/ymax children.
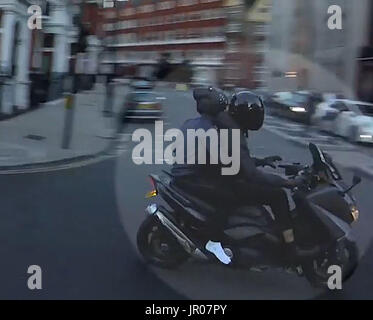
<box><xmin>103</xmin><ymin>0</ymin><xmax>121</xmax><ymax>116</ymax></box>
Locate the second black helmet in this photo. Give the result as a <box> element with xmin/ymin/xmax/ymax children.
<box><xmin>193</xmin><ymin>87</ymin><xmax>228</xmax><ymax>116</ymax></box>
<box><xmin>229</xmin><ymin>91</ymin><xmax>265</xmax><ymax>131</ymax></box>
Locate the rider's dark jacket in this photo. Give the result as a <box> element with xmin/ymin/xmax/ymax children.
<box><xmin>171</xmin><ymin>112</ymin><xmax>289</xmax><ymax>187</ymax></box>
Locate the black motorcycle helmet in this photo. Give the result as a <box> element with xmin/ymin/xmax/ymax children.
<box><xmin>229</xmin><ymin>91</ymin><xmax>265</xmax><ymax>131</ymax></box>
<box><xmin>193</xmin><ymin>87</ymin><xmax>229</xmax><ymax>116</ymax></box>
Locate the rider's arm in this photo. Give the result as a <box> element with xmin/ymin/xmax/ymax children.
<box><xmin>252</xmin><ymin>157</ymin><xmax>264</xmax><ymax>167</ymax></box>
<box><xmin>240</xmin><ymin>144</ymin><xmax>290</xmax><ymax>188</ymax></box>
<box><xmin>214</xmin><ymin>112</ymin><xmax>290</xmax><ymax>188</ymax></box>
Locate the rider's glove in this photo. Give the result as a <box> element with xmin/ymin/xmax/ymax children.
<box><xmin>257</xmin><ymin>156</ymin><xmax>282</xmax><ymax>169</ymax></box>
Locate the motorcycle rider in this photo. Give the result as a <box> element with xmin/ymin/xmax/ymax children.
<box><xmin>171</xmin><ymin>87</ymin><xmax>308</xmax><ymax>264</ymax></box>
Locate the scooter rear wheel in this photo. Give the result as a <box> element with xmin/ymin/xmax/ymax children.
<box><xmin>137</xmin><ymin>216</ymin><xmax>189</xmax><ymax>269</ymax></box>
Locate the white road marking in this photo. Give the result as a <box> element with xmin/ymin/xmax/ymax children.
<box><xmin>0</xmin><ymin>154</ymin><xmax>115</xmax><ymax>175</ymax></box>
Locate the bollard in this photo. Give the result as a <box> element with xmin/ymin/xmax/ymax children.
<box><xmin>104</xmin><ymin>80</ymin><xmax>114</xmax><ymax>115</ymax></box>
<box><xmin>61</xmin><ymin>93</ymin><xmax>75</xmax><ymax>149</ymax></box>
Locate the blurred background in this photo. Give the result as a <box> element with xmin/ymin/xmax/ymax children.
<box><xmin>2</xmin><ymin>0</ymin><xmax>373</xmax><ymax>109</ymax></box>
<box><xmin>2</xmin><ymin>0</ymin><xmax>373</xmax><ymax>124</ymax></box>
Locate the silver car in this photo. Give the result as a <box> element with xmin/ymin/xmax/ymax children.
<box><xmin>123</xmin><ymin>91</ymin><xmax>163</xmax><ymax>120</ymax></box>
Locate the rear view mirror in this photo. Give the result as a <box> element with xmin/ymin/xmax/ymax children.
<box><xmin>279</xmin><ymin>164</ymin><xmax>304</xmax><ymax>176</ymax></box>
<box><xmin>342</xmin><ymin>175</ymin><xmax>362</xmax><ymax>195</ymax></box>
<box><xmin>353</xmin><ymin>175</ymin><xmax>362</xmax><ymax>186</ymax></box>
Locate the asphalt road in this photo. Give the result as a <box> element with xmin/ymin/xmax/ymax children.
<box><xmin>1</xmin><ymin>88</ymin><xmax>373</xmax><ymax>299</ymax></box>
<box><xmin>0</xmin><ymin>158</ymin><xmax>186</xmax><ymax>299</ymax></box>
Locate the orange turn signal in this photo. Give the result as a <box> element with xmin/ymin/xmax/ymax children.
<box><xmin>145</xmin><ymin>190</ymin><xmax>158</xmax><ymax>198</ymax></box>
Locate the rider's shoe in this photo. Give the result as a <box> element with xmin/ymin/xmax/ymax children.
<box><xmin>205</xmin><ymin>240</ymin><xmax>232</xmax><ymax>265</ymax></box>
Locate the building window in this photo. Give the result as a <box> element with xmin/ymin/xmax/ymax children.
<box><xmin>43</xmin><ymin>33</ymin><xmax>54</xmax><ymax>49</ymax></box>
<box><xmin>174</xmin><ymin>14</ymin><xmax>185</xmax><ymax>23</ymax></box>
<box><xmin>188</xmin><ymin>29</ymin><xmax>200</xmax><ymax>39</ymax></box>
<box><xmin>138</xmin><ymin>4</ymin><xmax>155</xmax><ymax>13</ymax></box>
<box><xmin>103</xmin><ymin>0</ymin><xmax>115</xmax><ymax>9</ymax></box>
<box><xmin>190</xmin><ymin>12</ymin><xmax>201</xmax><ymax>21</ymax></box>
<box><xmin>120</xmin><ymin>8</ymin><xmax>135</xmax><ymax>16</ymax></box>
<box><xmin>178</xmin><ymin>0</ymin><xmax>198</xmax><ymax>7</ymax></box>
<box><xmin>44</xmin><ymin>2</ymin><xmax>50</xmax><ymax>16</ymax></box>
<box><xmin>105</xmin><ymin>10</ymin><xmax>116</xmax><ymax>19</ymax></box>
<box><xmin>175</xmin><ymin>29</ymin><xmax>184</xmax><ymax>39</ymax></box>
<box><xmin>157</xmin><ymin>1</ymin><xmax>175</xmax><ymax>10</ymax></box>
<box><xmin>0</xmin><ymin>10</ymin><xmax>2</xmax><ymax>64</ymax></box>
<box><xmin>103</xmin><ymin>23</ymin><xmax>115</xmax><ymax>31</ymax></box>
<box><xmin>117</xmin><ymin>20</ymin><xmax>137</xmax><ymax>30</ymax></box>
<box><xmin>154</xmin><ymin>16</ymin><xmax>163</xmax><ymax>25</ymax></box>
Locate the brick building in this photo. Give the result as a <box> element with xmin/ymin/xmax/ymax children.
<box><xmin>99</xmin><ymin>0</ymin><xmax>227</xmax><ymax>83</ymax></box>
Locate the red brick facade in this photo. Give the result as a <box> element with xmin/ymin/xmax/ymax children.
<box><xmin>99</xmin><ymin>0</ymin><xmax>227</xmax><ymax>66</ymax></box>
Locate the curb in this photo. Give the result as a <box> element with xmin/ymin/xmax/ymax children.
<box><xmin>0</xmin><ymin>136</ymin><xmax>121</xmax><ymax>174</ymax></box>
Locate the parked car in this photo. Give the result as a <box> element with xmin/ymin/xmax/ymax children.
<box><xmin>122</xmin><ymin>91</ymin><xmax>163</xmax><ymax>121</ymax></box>
<box><xmin>129</xmin><ymin>79</ymin><xmax>154</xmax><ymax>90</ymax></box>
<box><xmin>312</xmin><ymin>99</ymin><xmax>373</xmax><ymax>144</ymax></box>
<box><xmin>266</xmin><ymin>91</ymin><xmax>323</xmax><ymax>124</ymax></box>
<box><xmin>253</xmin><ymin>88</ymin><xmax>272</xmax><ymax>103</ymax></box>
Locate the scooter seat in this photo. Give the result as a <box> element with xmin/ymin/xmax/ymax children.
<box><xmin>170</xmin><ymin>184</ymin><xmax>216</xmax><ymax>218</ymax></box>
<box><xmin>228</xmin><ymin>206</ymin><xmax>272</xmax><ymax>228</ymax></box>
<box><xmin>235</xmin><ymin>206</ymin><xmax>264</xmax><ymax>218</ymax></box>
<box><xmin>228</xmin><ymin>214</ymin><xmax>268</xmax><ymax>228</ymax></box>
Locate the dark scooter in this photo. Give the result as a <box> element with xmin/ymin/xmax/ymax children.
<box><xmin>137</xmin><ymin>143</ymin><xmax>361</xmax><ymax>287</ymax></box>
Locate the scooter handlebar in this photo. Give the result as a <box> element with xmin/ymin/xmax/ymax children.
<box><xmin>279</xmin><ymin>163</ymin><xmax>308</xmax><ymax>176</ymax></box>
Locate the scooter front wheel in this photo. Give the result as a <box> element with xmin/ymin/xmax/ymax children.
<box><xmin>137</xmin><ymin>216</ymin><xmax>189</xmax><ymax>269</ymax></box>
<box><xmin>302</xmin><ymin>239</ymin><xmax>358</xmax><ymax>288</ymax></box>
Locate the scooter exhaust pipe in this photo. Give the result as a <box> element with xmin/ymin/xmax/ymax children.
<box><xmin>146</xmin><ymin>204</ymin><xmax>208</xmax><ymax>260</ymax></box>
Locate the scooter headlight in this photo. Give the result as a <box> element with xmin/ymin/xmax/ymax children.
<box><xmin>350</xmin><ymin>205</ymin><xmax>359</xmax><ymax>222</ymax></box>
<box><xmin>290</xmin><ymin>106</ymin><xmax>307</xmax><ymax>113</ymax></box>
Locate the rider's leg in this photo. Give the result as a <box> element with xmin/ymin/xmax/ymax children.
<box><xmin>172</xmin><ymin>176</ymin><xmax>232</xmax><ymax>264</ymax></box>
<box><xmin>233</xmin><ymin>182</ymin><xmax>293</xmax><ymax>239</ymax></box>
<box><xmin>237</xmin><ymin>183</ymin><xmax>319</xmax><ymax>258</ymax></box>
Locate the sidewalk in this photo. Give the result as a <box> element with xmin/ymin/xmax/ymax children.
<box><xmin>0</xmin><ymin>84</ymin><xmax>120</xmax><ymax>169</ymax></box>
